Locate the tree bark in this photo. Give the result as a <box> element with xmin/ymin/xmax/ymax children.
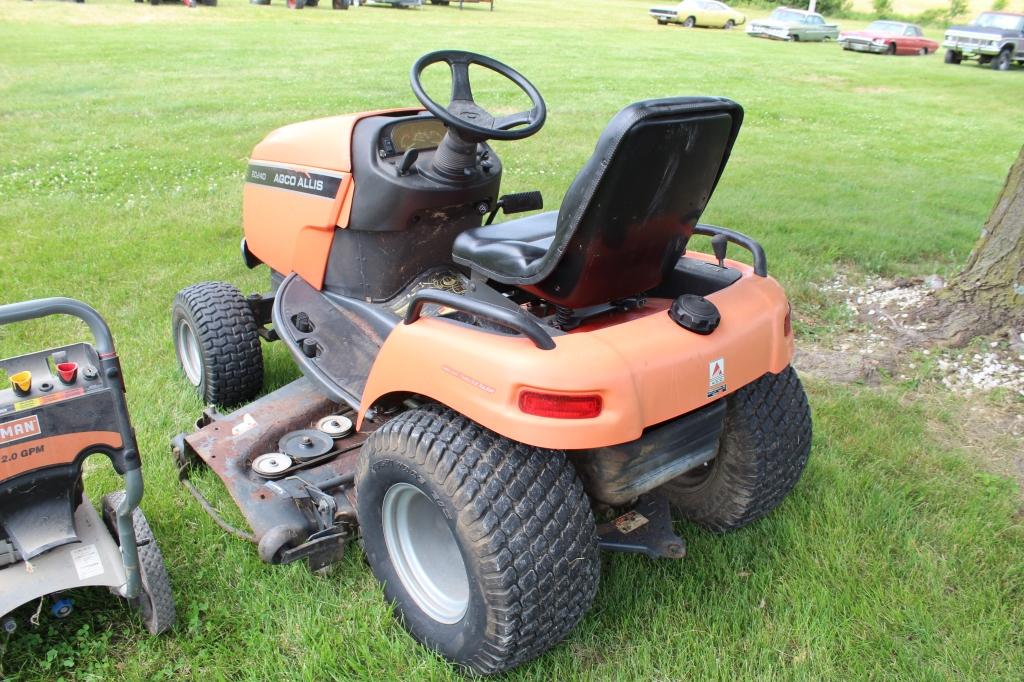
<box><xmin>929</xmin><ymin>146</ymin><xmax>1024</xmax><ymax>345</ymax></box>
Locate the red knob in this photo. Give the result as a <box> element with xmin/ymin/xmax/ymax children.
<box><xmin>56</xmin><ymin>362</ymin><xmax>79</xmax><ymax>384</ymax></box>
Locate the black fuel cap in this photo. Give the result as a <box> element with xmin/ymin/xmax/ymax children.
<box><xmin>669</xmin><ymin>294</ymin><xmax>720</xmax><ymax>335</ymax></box>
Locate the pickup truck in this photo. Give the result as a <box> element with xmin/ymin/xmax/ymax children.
<box><xmin>943</xmin><ymin>11</ymin><xmax>1024</xmax><ymax>70</ymax></box>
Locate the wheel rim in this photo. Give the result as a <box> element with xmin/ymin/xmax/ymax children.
<box><xmin>175</xmin><ymin>319</ymin><xmax>203</xmax><ymax>387</ymax></box>
<box><xmin>381</xmin><ymin>483</ymin><xmax>469</xmax><ymax>624</ymax></box>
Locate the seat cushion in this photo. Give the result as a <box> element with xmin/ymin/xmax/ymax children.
<box><xmin>452</xmin><ymin>211</ymin><xmax>557</xmax><ymax>280</ymax></box>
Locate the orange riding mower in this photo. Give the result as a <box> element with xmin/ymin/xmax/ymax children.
<box><xmin>170</xmin><ymin>51</ymin><xmax>811</xmax><ymax>674</ymax></box>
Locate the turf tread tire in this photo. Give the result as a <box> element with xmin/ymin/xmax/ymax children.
<box><xmin>102</xmin><ymin>491</ymin><xmax>177</xmax><ymax>635</ymax></box>
<box><xmin>660</xmin><ymin>366</ymin><xmax>811</xmax><ymax>532</ymax></box>
<box><xmin>172</xmin><ymin>281</ymin><xmax>263</xmax><ymax>407</ymax></box>
<box><xmin>356</xmin><ymin>406</ymin><xmax>599</xmax><ymax>675</ymax></box>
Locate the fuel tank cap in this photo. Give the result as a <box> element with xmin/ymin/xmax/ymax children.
<box><xmin>669</xmin><ymin>294</ymin><xmax>720</xmax><ymax>335</ymax></box>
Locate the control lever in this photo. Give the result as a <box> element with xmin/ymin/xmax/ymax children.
<box><xmin>711</xmin><ymin>233</ymin><xmax>728</xmax><ymax>269</ymax></box>
<box><xmin>397</xmin><ymin>148</ymin><xmax>420</xmax><ymax>176</ymax></box>
<box><xmin>485</xmin><ymin>191</ymin><xmax>544</xmax><ymax>225</ymax></box>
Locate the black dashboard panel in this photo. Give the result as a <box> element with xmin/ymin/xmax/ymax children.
<box><xmin>379</xmin><ymin>119</ymin><xmax>447</xmax><ymax>157</ymax></box>
<box><xmin>324</xmin><ymin>112</ymin><xmax>504</xmax><ymax>301</ymax></box>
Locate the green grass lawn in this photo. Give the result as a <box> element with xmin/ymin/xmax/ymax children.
<box><xmin>0</xmin><ymin>0</ymin><xmax>1022</xmax><ymax>679</ymax></box>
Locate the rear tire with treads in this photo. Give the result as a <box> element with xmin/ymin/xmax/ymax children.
<box><xmin>659</xmin><ymin>366</ymin><xmax>812</xmax><ymax>532</ymax></box>
<box><xmin>356</xmin><ymin>406</ymin><xmax>600</xmax><ymax>675</ymax></box>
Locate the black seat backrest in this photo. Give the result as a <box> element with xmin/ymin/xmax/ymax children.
<box><xmin>523</xmin><ymin>97</ymin><xmax>743</xmax><ymax>308</ymax></box>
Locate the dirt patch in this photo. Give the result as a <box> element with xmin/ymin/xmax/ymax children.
<box><xmin>795</xmin><ymin>274</ymin><xmax>1024</xmax><ymax>497</ymax></box>
<box><xmin>853</xmin><ymin>86</ymin><xmax>898</xmax><ymax>95</ymax></box>
<box><xmin>794</xmin><ymin>74</ymin><xmax>849</xmax><ymax>87</ymax></box>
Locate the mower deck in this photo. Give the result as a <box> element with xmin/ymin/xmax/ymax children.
<box><xmin>172</xmin><ymin>378</ymin><xmax>367</xmax><ymax>570</ymax></box>
<box><xmin>173</xmin><ymin>377</ymin><xmax>693</xmax><ymax>570</ymax></box>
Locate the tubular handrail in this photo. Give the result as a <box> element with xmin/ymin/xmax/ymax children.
<box><xmin>404</xmin><ymin>289</ymin><xmax>556</xmax><ymax>350</ymax></box>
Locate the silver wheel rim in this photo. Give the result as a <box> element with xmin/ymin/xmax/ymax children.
<box><xmin>176</xmin><ymin>319</ymin><xmax>203</xmax><ymax>387</ymax></box>
<box><xmin>381</xmin><ymin>482</ymin><xmax>469</xmax><ymax>624</ymax></box>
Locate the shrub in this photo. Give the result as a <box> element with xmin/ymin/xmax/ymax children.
<box><xmin>916</xmin><ymin>8</ymin><xmax>948</xmax><ymax>26</ymax></box>
<box><xmin>991</xmin><ymin>0</ymin><xmax>1007</xmax><ymax>10</ymax></box>
<box><xmin>813</xmin><ymin>0</ymin><xmax>853</xmax><ymax>17</ymax></box>
<box><xmin>948</xmin><ymin>0</ymin><xmax>969</xmax><ymax>19</ymax></box>
<box><xmin>873</xmin><ymin>0</ymin><xmax>894</xmax><ymax>18</ymax></box>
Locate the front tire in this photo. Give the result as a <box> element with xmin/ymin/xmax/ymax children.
<box><xmin>659</xmin><ymin>366</ymin><xmax>812</xmax><ymax>532</ymax></box>
<box><xmin>682</xmin><ymin>15</ymin><xmax>695</xmax><ymax>27</ymax></box>
<box><xmin>356</xmin><ymin>406</ymin><xmax>600</xmax><ymax>675</ymax></box>
<box><xmin>171</xmin><ymin>281</ymin><xmax>264</xmax><ymax>406</ymax></box>
<box><xmin>886</xmin><ymin>42</ymin><xmax>896</xmax><ymax>55</ymax></box>
<box><xmin>944</xmin><ymin>49</ymin><xmax>961</xmax><ymax>64</ymax></box>
<box><xmin>724</xmin><ymin>19</ymin><xmax>734</xmax><ymax>29</ymax></box>
<box><xmin>992</xmin><ymin>48</ymin><xmax>1011</xmax><ymax>71</ymax></box>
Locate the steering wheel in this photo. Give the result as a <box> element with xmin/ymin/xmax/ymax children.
<box><xmin>410</xmin><ymin>50</ymin><xmax>546</xmax><ymax>143</ymax></box>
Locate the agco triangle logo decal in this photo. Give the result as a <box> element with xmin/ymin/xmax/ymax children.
<box><xmin>0</xmin><ymin>415</ymin><xmax>41</xmax><ymax>446</ymax></box>
<box><xmin>707</xmin><ymin>358</ymin><xmax>726</xmax><ymax>398</ymax></box>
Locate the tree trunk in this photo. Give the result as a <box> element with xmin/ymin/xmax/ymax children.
<box><xmin>930</xmin><ymin>145</ymin><xmax>1024</xmax><ymax>345</ymax></box>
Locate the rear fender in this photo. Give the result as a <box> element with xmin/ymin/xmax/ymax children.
<box><xmin>358</xmin><ymin>264</ymin><xmax>793</xmax><ymax>450</ymax></box>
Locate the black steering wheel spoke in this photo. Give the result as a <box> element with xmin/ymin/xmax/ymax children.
<box><xmin>448</xmin><ymin>59</ymin><xmax>475</xmax><ymax>105</ymax></box>
<box><xmin>494</xmin><ymin>111</ymin><xmax>533</xmax><ymax>131</ymax></box>
<box><xmin>410</xmin><ymin>50</ymin><xmax>546</xmax><ymax>143</ymax></box>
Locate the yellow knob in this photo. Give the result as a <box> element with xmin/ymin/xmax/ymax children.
<box><xmin>10</xmin><ymin>371</ymin><xmax>31</xmax><ymax>394</ymax></box>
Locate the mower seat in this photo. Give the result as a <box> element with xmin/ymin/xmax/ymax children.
<box><xmin>452</xmin><ymin>97</ymin><xmax>743</xmax><ymax>308</ymax></box>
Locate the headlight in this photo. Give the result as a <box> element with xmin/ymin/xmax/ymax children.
<box><xmin>872</xmin><ymin>38</ymin><xmax>887</xmax><ymax>45</ymax></box>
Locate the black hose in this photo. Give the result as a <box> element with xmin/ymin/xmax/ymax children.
<box><xmin>178</xmin><ymin>466</ymin><xmax>255</xmax><ymax>543</ymax></box>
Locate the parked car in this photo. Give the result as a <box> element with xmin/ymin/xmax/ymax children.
<box><xmin>942</xmin><ymin>11</ymin><xmax>1024</xmax><ymax>70</ymax></box>
<box><xmin>649</xmin><ymin>0</ymin><xmax>746</xmax><ymax>29</ymax></box>
<box><xmin>747</xmin><ymin>7</ymin><xmax>839</xmax><ymax>42</ymax></box>
<box><xmin>838</xmin><ymin>21</ymin><xmax>938</xmax><ymax>55</ymax></box>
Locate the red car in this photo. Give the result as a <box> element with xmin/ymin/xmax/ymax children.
<box><xmin>838</xmin><ymin>20</ymin><xmax>939</xmax><ymax>55</ymax></box>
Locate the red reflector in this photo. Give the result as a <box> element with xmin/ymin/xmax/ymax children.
<box><xmin>784</xmin><ymin>305</ymin><xmax>792</xmax><ymax>337</ymax></box>
<box><xmin>518</xmin><ymin>391</ymin><xmax>603</xmax><ymax>419</ymax></box>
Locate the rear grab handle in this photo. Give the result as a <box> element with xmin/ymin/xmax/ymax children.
<box><xmin>404</xmin><ymin>289</ymin><xmax>556</xmax><ymax>351</ymax></box>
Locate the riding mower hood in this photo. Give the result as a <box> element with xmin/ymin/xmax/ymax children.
<box><xmin>0</xmin><ymin>298</ymin><xmax>175</xmax><ymax>636</ymax></box>
<box><xmin>171</xmin><ymin>50</ymin><xmax>812</xmax><ymax>674</ymax></box>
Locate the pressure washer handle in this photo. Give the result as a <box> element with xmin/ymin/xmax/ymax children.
<box><xmin>0</xmin><ymin>297</ymin><xmax>116</xmax><ymax>355</ymax></box>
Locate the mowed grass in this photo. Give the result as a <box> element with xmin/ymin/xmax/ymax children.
<box><xmin>0</xmin><ymin>0</ymin><xmax>1022</xmax><ymax>679</ymax></box>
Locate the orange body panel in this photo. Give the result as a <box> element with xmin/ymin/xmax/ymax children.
<box><xmin>243</xmin><ymin>169</ymin><xmax>352</xmax><ymax>290</ymax></box>
<box><xmin>250</xmin><ymin>108</ymin><xmax>422</xmax><ymax>174</ymax></box>
<box><xmin>358</xmin><ymin>253</ymin><xmax>794</xmax><ymax>450</ymax></box>
<box><xmin>243</xmin><ymin>108</ymin><xmax>423</xmax><ymax>290</ymax></box>
<box><xmin>0</xmin><ymin>431</ymin><xmax>123</xmax><ymax>482</ymax></box>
